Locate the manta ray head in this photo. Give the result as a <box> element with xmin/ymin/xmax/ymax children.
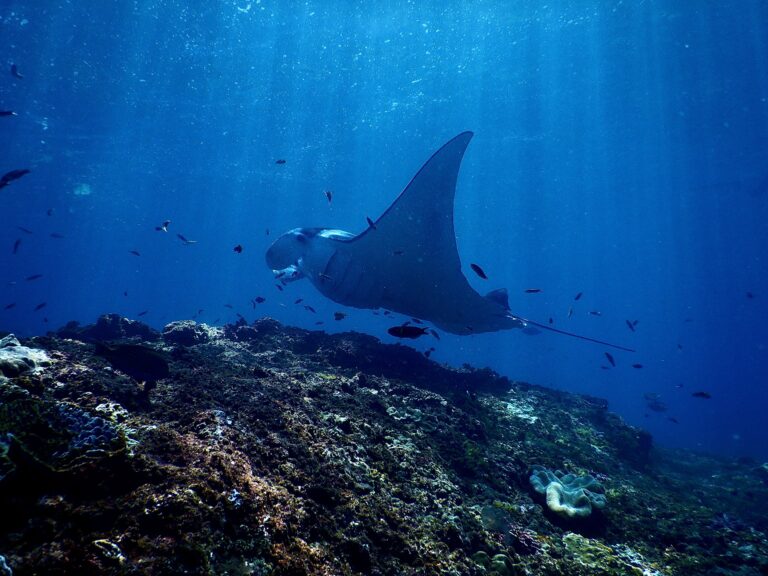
<box><xmin>265</xmin><ymin>227</ymin><xmax>321</xmax><ymax>270</ymax></box>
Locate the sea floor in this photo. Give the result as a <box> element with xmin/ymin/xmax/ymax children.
<box><xmin>1</xmin><ymin>315</ymin><xmax>766</xmax><ymax>575</ymax></box>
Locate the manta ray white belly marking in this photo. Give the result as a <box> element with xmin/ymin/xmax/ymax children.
<box><xmin>266</xmin><ymin>132</ymin><xmax>634</xmax><ymax>352</ymax></box>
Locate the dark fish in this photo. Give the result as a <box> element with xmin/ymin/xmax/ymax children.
<box><xmin>388</xmin><ymin>324</ymin><xmax>429</xmax><ymax>339</ymax></box>
<box><xmin>574</xmin><ymin>292</ymin><xmax>583</xmax><ymax>301</ymax></box>
<box><xmin>25</xmin><ymin>274</ymin><xmax>43</xmax><ymax>281</ymax></box>
<box><xmin>4</xmin><ymin>303</ymin><xmax>16</xmax><ymax>310</ymax></box>
<box><xmin>17</xmin><ymin>226</ymin><xmax>33</xmax><ymax>234</ymax></box>
<box><xmin>0</xmin><ymin>110</ymin><xmax>17</xmax><ymax>117</ymax></box>
<box><xmin>10</xmin><ymin>64</ymin><xmax>23</xmax><ymax>79</ymax></box>
<box><xmin>366</xmin><ymin>216</ymin><xmax>377</xmax><ymax>230</ymax></box>
<box><xmin>0</xmin><ymin>168</ymin><xmax>30</xmax><ymax>188</ymax></box>
<box><xmin>137</xmin><ymin>310</ymin><xmax>149</xmax><ymax>317</ymax></box>
<box><xmin>275</xmin><ymin>284</ymin><xmax>284</xmax><ymax>291</ymax></box>
<box><xmin>236</xmin><ymin>313</ymin><xmax>245</xmax><ymax>321</ymax></box>
<box><xmin>129</xmin><ymin>250</ymin><xmax>141</xmax><ymax>256</ymax></box>
<box><xmin>548</xmin><ymin>317</ymin><xmax>553</xmax><ymax>324</ymax></box>
<box><xmin>393</xmin><ymin>250</ymin><xmax>404</xmax><ymax>256</ymax></box>
<box><xmin>668</xmin><ymin>417</ymin><xmax>679</xmax><ymax>424</ymax></box>
<box><xmin>692</xmin><ymin>391</ymin><xmax>712</xmax><ymax>399</ymax></box>
<box><xmin>746</xmin><ymin>291</ymin><xmax>754</xmax><ymax>299</ymax></box>
<box><xmin>600</xmin><ymin>365</ymin><xmax>610</xmax><ymax>370</ymax></box>
<box><xmin>233</xmin><ymin>244</ymin><xmax>243</xmax><ymax>253</ymax></box>
<box><xmin>50</xmin><ymin>232</ymin><xmax>65</xmax><ymax>239</ymax></box>
<box><xmin>253</xmin><ymin>296</ymin><xmax>266</xmax><ymax>304</ymax></box>
<box><xmin>275</xmin><ymin>159</ymin><xmax>286</xmax><ymax>164</ymax></box>
<box><xmin>470</xmin><ymin>263</ymin><xmax>487</xmax><ymax>279</ymax></box>
<box><xmin>324</xmin><ymin>190</ymin><xmax>333</xmax><ymax>203</ymax></box>
<box><xmin>177</xmin><ymin>234</ymin><xmax>197</xmax><ymax>244</ymax></box>
<box><xmin>12</xmin><ymin>239</ymin><xmax>21</xmax><ymax>254</ymax></box>
<box><xmin>524</xmin><ymin>288</ymin><xmax>542</xmax><ymax>293</ymax></box>
<box><xmin>315</xmin><ymin>321</ymin><xmax>324</xmax><ymax>325</ymax></box>
<box><xmin>34</xmin><ymin>302</ymin><xmax>47</xmax><ymax>311</ymax></box>
<box><xmin>155</xmin><ymin>220</ymin><xmax>171</xmax><ymax>232</ymax></box>
<box><xmin>632</xmin><ymin>363</ymin><xmax>643</xmax><ymax>369</ymax></box>
<box><xmin>123</xmin><ymin>291</ymin><xmax>128</xmax><ymax>296</ymax></box>
<box><xmin>304</xmin><ymin>305</ymin><xmax>316</xmax><ymax>313</ymax></box>
<box><xmin>382</xmin><ymin>310</ymin><xmax>391</xmax><ymax>316</ymax></box>
<box><xmin>677</xmin><ymin>344</ymin><xmax>683</xmax><ymax>350</ymax></box>
<box><xmin>94</xmin><ymin>342</ymin><xmax>169</xmax><ymax>384</ymax></box>
<box><xmin>265</xmin><ymin>228</ymin><xmax>270</xmax><ymax>236</ymax></box>
<box><xmin>334</xmin><ymin>312</ymin><xmax>346</xmax><ymax>321</ymax></box>
<box><xmin>224</xmin><ymin>304</ymin><xmax>234</xmax><ymax>309</ymax></box>
<box><xmin>626</xmin><ymin>320</ymin><xmax>635</xmax><ymax>332</ymax></box>
<box><xmin>46</xmin><ymin>208</ymin><xmax>54</xmax><ymax>216</ymax></box>
<box><xmin>295</xmin><ymin>298</ymin><xmax>304</xmax><ymax>304</ymax></box>
<box><xmin>589</xmin><ymin>310</ymin><xmax>602</xmax><ymax>316</ymax></box>
<box><xmin>646</xmin><ymin>399</ymin><xmax>667</xmax><ymax>413</ymax></box>
<box><xmin>429</xmin><ymin>329</ymin><xmax>440</xmax><ymax>340</ymax></box>
<box><xmin>604</xmin><ymin>352</ymin><xmax>615</xmax><ymax>367</ymax></box>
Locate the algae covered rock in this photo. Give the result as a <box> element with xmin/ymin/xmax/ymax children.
<box><xmin>530</xmin><ymin>466</ymin><xmax>606</xmax><ymax>519</ymax></box>
<box><xmin>0</xmin><ymin>334</ymin><xmax>51</xmax><ymax>377</ymax></box>
<box><xmin>162</xmin><ymin>320</ymin><xmax>218</xmax><ymax>346</ymax></box>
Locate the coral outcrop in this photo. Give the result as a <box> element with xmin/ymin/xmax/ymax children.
<box><xmin>529</xmin><ymin>466</ymin><xmax>607</xmax><ymax>519</ymax></box>
<box><xmin>0</xmin><ymin>315</ymin><xmax>765</xmax><ymax>575</ymax></box>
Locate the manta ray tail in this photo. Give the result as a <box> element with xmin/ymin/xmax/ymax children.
<box><xmin>510</xmin><ymin>315</ymin><xmax>636</xmax><ymax>352</ymax></box>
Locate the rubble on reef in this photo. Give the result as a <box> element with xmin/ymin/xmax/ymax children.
<box><xmin>0</xmin><ymin>315</ymin><xmax>767</xmax><ymax>575</ymax></box>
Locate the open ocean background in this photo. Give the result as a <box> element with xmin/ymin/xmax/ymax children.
<box><xmin>2</xmin><ymin>1</ymin><xmax>767</xmax><ymax>460</ymax></box>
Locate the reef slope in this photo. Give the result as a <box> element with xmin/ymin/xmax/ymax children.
<box><xmin>0</xmin><ymin>316</ymin><xmax>766</xmax><ymax>575</ymax></box>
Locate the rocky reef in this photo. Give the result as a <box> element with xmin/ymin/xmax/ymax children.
<box><xmin>0</xmin><ymin>315</ymin><xmax>767</xmax><ymax>575</ymax></box>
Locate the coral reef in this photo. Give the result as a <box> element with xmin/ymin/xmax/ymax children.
<box><xmin>0</xmin><ymin>315</ymin><xmax>765</xmax><ymax>575</ymax></box>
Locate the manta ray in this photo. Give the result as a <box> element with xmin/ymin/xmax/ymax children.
<box><xmin>266</xmin><ymin>132</ymin><xmax>633</xmax><ymax>352</ymax></box>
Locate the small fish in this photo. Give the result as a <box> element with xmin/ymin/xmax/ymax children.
<box><xmin>224</xmin><ymin>304</ymin><xmax>234</xmax><ymax>309</ymax></box>
<box><xmin>275</xmin><ymin>159</ymin><xmax>286</xmax><ymax>164</ymax></box>
<box><xmin>177</xmin><ymin>234</ymin><xmax>197</xmax><ymax>244</ymax></box>
<box><xmin>589</xmin><ymin>310</ymin><xmax>602</xmax><ymax>316</ymax></box>
<box><xmin>677</xmin><ymin>344</ymin><xmax>683</xmax><ymax>350</ymax></box>
<box><xmin>604</xmin><ymin>352</ymin><xmax>615</xmax><ymax>367</ymax></box>
<box><xmin>304</xmin><ymin>305</ymin><xmax>316</xmax><ymax>313</ymax></box>
<box><xmin>49</xmin><ymin>232</ymin><xmax>65</xmax><ymax>239</ymax></box>
<box><xmin>626</xmin><ymin>320</ymin><xmax>635</xmax><ymax>332</ymax></box>
<box><xmin>4</xmin><ymin>303</ymin><xmax>16</xmax><ymax>310</ymax></box>
<box><xmin>17</xmin><ymin>226</ymin><xmax>33</xmax><ymax>234</ymax></box>
<box><xmin>631</xmin><ymin>363</ymin><xmax>643</xmax><ymax>369</ymax></box>
<box><xmin>10</xmin><ymin>64</ymin><xmax>23</xmax><ymax>79</ymax></box>
<box><xmin>324</xmin><ymin>190</ymin><xmax>333</xmax><ymax>203</ymax></box>
<box><xmin>295</xmin><ymin>298</ymin><xmax>304</xmax><ymax>304</ymax></box>
<box><xmin>429</xmin><ymin>329</ymin><xmax>440</xmax><ymax>340</ymax></box>
<box><xmin>129</xmin><ymin>250</ymin><xmax>141</xmax><ymax>256</ymax></box>
<box><xmin>137</xmin><ymin>310</ymin><xmax>149</xmax><ymax>317</ymax></box>
<box><xmin>155</xmin><ymin>220</ymin><xmax>171</xmax><ymax>232</ymax></box>
<box><xmin>574</xmin><ymin>292</ymin><xmax>583</xmax><ymax>301</ymax></box>
<box><xmin>382</xmin><ymin>310</ymin><xmax>391</xmax><ymax>316</ymax></box>
<box><xmin>334</xmin><ymin>312</ymin><xmax>346</xmax><ymax>321</ymax></box>
<box><xmin>388</xmin><ymin>324</ymin><xmax>429</xmax><ymax>339</ymax></box>
<box><xmin>253</xmin><ymin>296</ymin><xmax>266</xmax><ymax>304</ymax></box>
<box><xmin>600</xmin><ymin>365</ymin><xmax>610</xmax><ymax>370</ymax></box>
<box><xmin>12</xmin><ymin>239</ymin><xmax>21</xmax><ymax>254</ymax></box>
<box><xmin>46</xmin><ymin>208</ymin><xmax>54</xmax><ymax>216</ymax></box>
<box><xmin>315</xmin><ymin>321</ymin><xmax>324</xmax><ymax>325</ymax></box>
<box><xmin>668</xmin><ymin>417</ymin><xmax>679</xmax><ymax>424</ymax></box>
<box><xmin>25</xmin><ymin>274</ymin><xmax>43</xmax><ymax>281</ymax></box>
<box><xmin>548</xmin><ymin>317</ymin><xmax>554</xmax><ymax>324</ymax></box>
<box><xmin>392</xmin><ymin>250</ymin><xmax>404</xmax><ymax>256</ymax></box>
<box><xmin>265</xmin><ymin>228</ymin><xmax>270</xmax><ymax>236</ymax></box>
<box><xmin>366</xmin><ymin>216</ymin><xmax>377</xmax><ymax>230</ymax></box>
<box><xmin>567</xmin><ymin>306</ymin><xmax>574</xmax><ymax>319</ymax></box>
<box><xmin>123</xmin><ymin>291</ymin><xmax>128</xmax><ymax>296</ymax></box>
<box><xmin>236</xmin><ymin>313</ymin><xmax>245</xmax><ymax>321</ymax></box>
<box><xmin>524</xmin><ymin>288</ymin><xmax>542</xmax><ymax>293</ymax></box>
<box><xmin>0</xmin><ymin>168</ymin><xmax>30</xmax><ymax>189</ymax></box>
<box><xmin>692</xmin><ymin>391</ymin><xmax>712</xmax><ymax>399</ymax></box>
<box><xmin>233</xmin><ymin>244</ymin><xmax>243</xmax><ymax>253</ymax></box>
<box><xmin>275</xmin><ymin>284</ymin><xmax>284</xmax><ymax>291</ymax></box>
<box><xmin>470</xmin><ymin>263</ymin><xmax>488</xmax><ymax>279</ymax></box>
<box><xmin>34</xmin><ymin>302</ymin><xmax>47</xmax><ymax>311</ymax></box>
<box><xmin>746</xmin><ymin>291</ymin><xmax>754</xmax><ymax>299</ymax></box>
<box><xmin>0</xmin><ymin>110</ymin><xmax>17</xmax><ymax>117</ymax></box>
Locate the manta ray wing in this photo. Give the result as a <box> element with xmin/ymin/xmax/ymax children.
<box><xmin>322</xmin><ymin>132</ymin><xmax>517</xmax><ymax>333</ymax></box>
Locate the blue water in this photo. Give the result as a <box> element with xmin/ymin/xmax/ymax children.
<box><xmin>2</xmin><ymin>1</ymin><xmax>767</xmax><ymax>460</ymax></box>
